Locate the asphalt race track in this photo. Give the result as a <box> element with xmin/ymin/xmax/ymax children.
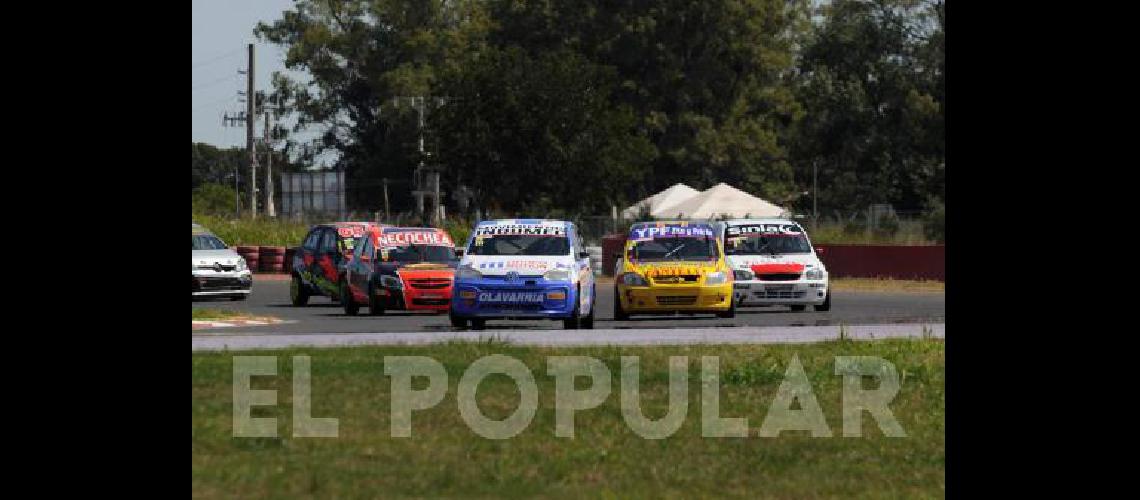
<box><xmin>192</xmin><ymin>278</ymin><xmax>945</xmax><ymax>336</ymax></box>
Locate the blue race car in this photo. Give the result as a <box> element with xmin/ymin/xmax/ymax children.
<box><xmin>449</xmin><ymin>219</ymin><xmax>596</xmax><ymax>330</ymax></box>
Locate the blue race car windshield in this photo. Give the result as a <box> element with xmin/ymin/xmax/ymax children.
<box><xmin>467</xmin><ymin>235</ymin><xmax>570</xmax><ymax>256</ymax></box>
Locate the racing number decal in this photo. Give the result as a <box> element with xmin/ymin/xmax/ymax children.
<box><xmin>337</xmin><ymin>226</ymin><xmax>365</xmax><ymax>238</ymax></box>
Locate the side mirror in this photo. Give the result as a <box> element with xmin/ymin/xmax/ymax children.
<box><xmin>578</xmin><ymin>251</ymin><xmax>590</xmax><ymax>259</ymax></box>
<box><xmin>455</xmin><ymin>248</ymin><xmax>465</xmax><ymax>257</ymax></box>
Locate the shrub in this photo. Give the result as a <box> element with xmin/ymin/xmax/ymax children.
<box><xmin>192</xmin><ymin>183</ymin><xmax>239</xmax><ymax>216</ymax></box>
<box><xmin>923</xmin><ymin>201</ymin><xmax>945</xmax><ymax>243</ymax></box>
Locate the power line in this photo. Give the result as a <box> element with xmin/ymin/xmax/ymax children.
<box><xmin>192</xmin><ymin>94</ymin><xmax>235</xmax><ymax>111</ymax></box>
<box><xmin>192</xmin><ymin>74</ymin><xmax>237</xmax><ymax>91</ymax></box>
<box><xmin>192</xmin><ymin>47</ymin><xmax>243</xmax><ymax>68</ymax></box>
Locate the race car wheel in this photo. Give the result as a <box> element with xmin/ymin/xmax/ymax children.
<box><xmin>290</xmin><ymin>275</ymin><xmax>310</xmax><ymax>306</ymax></box>
<box><xmin>342</xmin><ymin>282</ymin><xmax>359</xmax><ymax>316</ymax></box>
<box><xmin>564</xmin><ymin>292</ymin><xmax>581</xmax><ymax>329</ymax></box>
<box><xmin>716</xmin><ymin>296</ymin><xmax>736</xmax><ymax>318</ymax></box>
<box><xmin>613</xmin><ymin>287</ymin><xmax>630</xmax><ymax>321</ymax></box>
<box><xmin>471</xmin><ymin>319</ymin><xmax>486</xmax><ymax>330</ymax></box>
<box><xmin>580</xmin><ymin>286</ymin><xmax>595</xmax><ymax>329</ymax></box>
<box><xmin>368</xmin><ymin>285</ymin><xmax>385</xmax><ymax>316</ymax></box>
<box><xmin>789</xmin><ymin>305</ymin><xmax>806</xmax><ymax>312</ymax></box>
<box><xmin>815</xmin><ymin>290</ymin><xmax>832</xmax><ymax>312</ymax></box>
<box><xmin>449</xmin><ymin>311</ymin><xmax>468</xmax><ymax>328</ymax></box>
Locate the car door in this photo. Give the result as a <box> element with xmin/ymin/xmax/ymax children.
<box><xmin>299</xmin><ymin>227</ymin><xmax>322</xmax><ymax>287</ymax></box>
<box><xmin>572</xmin><ymin>226</ymin><xmax>594</xmax><ymax>313</ymax></box>
<box><xmin>313</xmin><ymin>227</ymin><xmax>340</xmax><ymax>295</ymax></box>
<box><xmin>350</xmin><ymin>234</ymin><xmax>376</xmax><ymax>299</ymax></box>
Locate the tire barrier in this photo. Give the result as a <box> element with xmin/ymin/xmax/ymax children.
<box><xmin>283</xmin><ymin>248</ymin><xmax>296</xmax><ymax>274</ymax></box>
<box><xmin>258</xmin><ymin>246</ymin><xmax>287</xmax><ymax>273</ymax></box>
<box><xmin>235</xmin><ymin>246</ymin><xmax>259</xmax><ymax>272</ymax></box>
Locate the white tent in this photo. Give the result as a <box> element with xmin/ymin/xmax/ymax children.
<box><xmin>621</xmin><ymin>183</ymin><xmax>700</xmax><ymax>219</ymax></box>
<box><xmin>655</xmin><ymin>182</ymin><xmax>787</xmax><ymax>219</ymax></box>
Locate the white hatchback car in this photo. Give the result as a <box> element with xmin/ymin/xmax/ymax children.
<box><xmin>715</xmin><ymin>219</ymin><xmax>830</xmax><ymax>311</ymax></box>
<box><xmin>192</xmin><ymin>223</ymin><xmax>253</xmax><ymax>300</ymax></box>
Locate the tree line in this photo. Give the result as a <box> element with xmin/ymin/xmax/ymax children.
<box><xmin>240</xmin><ymin>0</ymin><xmax>942</xmax><ymax>218</ymax></box>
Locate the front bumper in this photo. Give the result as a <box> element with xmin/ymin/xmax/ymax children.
<box><xmin>375</xmin><ymin>284</ymin><xmax>454</xmax><ymax>311</ymax></box>
<box><xmin>732</xmin><ymin>279</ymin><xmax>828</xmax><ymax>305</ymax></box>
<box><xmin>618</xmin><ymin>283</ymin><xmax>733</xmax><ymax>313</ymax></box>
<box><xmin>450</xmin><ymin>277</ymin><xmax>577</xmax><ymax>319</ymax></box>
<box><xmin>192</xmin><ymin>271</ymin><xmax>253</xmax><ymax>296</ymax></box>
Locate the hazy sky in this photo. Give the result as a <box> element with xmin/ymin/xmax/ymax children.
<box><xmin>192</xmin><ymin>0</ymin><xmax>298</xmax><ymax>148</ymax></box>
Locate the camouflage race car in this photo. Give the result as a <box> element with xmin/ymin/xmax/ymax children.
<box><xmin>341</xmin><ymin>226</ymin><xmax>459</xmax><ymax>315</ymax></box>
<box><xmin>289</xmin><ymin>221</ymin><xmax>381</xmax><ymax>306</ymax></box>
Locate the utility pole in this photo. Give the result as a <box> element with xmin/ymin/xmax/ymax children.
<box><xmin>383</xmin><ymin>178</ymin><xmax>390</xmax><ymax>222</ymax></box>
<box><xmin>417</xmin><ymin>97</ymin><xmax>426</xmax><ymax>220</ymax></box>
<box><xmin>433</xmin><ymin>171</ymin><xmax>441</xmax><ymax>225</ymax></box>
<box><xmin>223</xmin><ymin>111</ymin><xmax>246</xmax><ymax>216</ymax></box>
<box><xmin>234</xmin><ymin>169</ymin><xmax>240</xmax><ymax>217</ymax></box>
<box><xmin>812</xmin><ymin>159</ymin><xmax>819</xmax><ymax>229</ymax></box>
<box><xmin>264</xmin><ymin>106</ymin><xmax>275</xmax><ymax>217</ymax></box>
<box><xmin>246</xmin><ymin>43</ymin><xmax>258</xmax><ymax>218</ymax></box>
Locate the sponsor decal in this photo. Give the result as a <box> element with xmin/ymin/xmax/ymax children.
<box><xmin>478</xmin><ymin>291</ymin><xmax>545</xmax><ymax>303</ymax></box>
<box><xmin>337</xmin><ymin>226</ymin><xmax>367</xmax><ymax>238</ymax></box>
<box><xmin>478</xmin><ymin>261</ymin><xmax>551</xmax><ymax>270</ymax></box>
<box><xmin>401</xmin><ymin>263</ymin><xmax>450</xmax><ymax>270</ymax></box>
<box><xmin>629</xmin><ymin>224</ymin><xmax>714</xmax><ymax>240</ymax></box>
<box><xmin>726</xmin><ymin>224</ymin><xmax>803</xmax><ymax>236</ymax></box>
<box><xmin>644</xmin><ymin>266</ymin><xmax>702</xmax><ymax>278</ymax></box>
<box><xmin>751</xmin><ymin>263</ymin><xmax>805</xmax><ymax>274</ymax></box>
<box><xmin>380</xmin><ymin>231</ymin><xmax>453</xmax><ymax>247</ymax></box>
<box><xmin>474</xmin><ymin>224</ymin><xmax>565</xmax><ymax>236</ymax></box>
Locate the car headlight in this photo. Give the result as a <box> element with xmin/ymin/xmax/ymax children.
<box><xmin>704</xmin><ymin>271</ymin><xmax>727</xmax><ymax>285</ymax></box>
<box><xmin>805</xmin><ymin>268</ymin><xmax>825</xmax><ymax>280</ymax></box>
<box><xmin>620</xmin><ymin>272</ymin><xmax>649</xmax><ymax>287</ymax></box>
<box><xmin>380</xmin><ymin>275</ymin><xmax>404</xmax><ymax>289</ymax></box>
<box><xmin>543</xmin><ymin>269</ymin><xmax>571</xmax><ymax>282</ymax></box>
<box><xmin>456</xmin><ymin>266</ymin><xmax>482</xmax><ymax>280</ymax></box>
<box><xmin>733</xmin><ymin>269</ymin><xmax>753</xmax><ymax>281</ymax></box>
<box><xmin>235</xmin><ymin>258</ymin><xmax>247</xmax><ymax>272</ymax></box>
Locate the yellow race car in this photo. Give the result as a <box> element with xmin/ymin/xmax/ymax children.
<box><xmin>613</xmin><ymin>221</ymin><xmax>734</xmax><ymax>319</ymax></box>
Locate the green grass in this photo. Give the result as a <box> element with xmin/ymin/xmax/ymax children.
<box><xmin>192</xmin><ymin>339</ymin><xmax>944</xmax><ymax>498</ymax></box>
<box><xmin>807</xmin><ymin>222</ymin><xmax>935</xmax><ymax>245</ymax></box>
<box><xmin>193</xmin><ymin>212</ymin><xmax>313</xmax><ymax>247</ymax></box>
<box><xmin>192</xmin><ymin>212</ymin><xmax>475</xmax><ymax>247</ymax></box>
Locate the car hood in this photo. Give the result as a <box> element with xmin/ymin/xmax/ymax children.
<box><xmin>192</xmin><ymin>249</ymin><xmax>242</xmax><ymax>266</ymax></box>
<box><xmin>459</xmin><ymin>256</ymin><xmax>572</xmax><ymax>276</ymax></box>
<box><xmin>627</xmin><ymin>260</ymin><xmax>721</xmax><ymax>278</ymax></box>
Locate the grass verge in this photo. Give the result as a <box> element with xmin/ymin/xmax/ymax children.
<box><xmin>192</xmin><ymin>309</ymin><xmax>246</xmax><ymax>321</ymax></box>
<box><xmin>192</xmin><ymin>339</ymin><xmax>944</xmax><ymax>498</ymax></box>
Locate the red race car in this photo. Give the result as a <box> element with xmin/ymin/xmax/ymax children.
<box><xmin>341</xmin><ymin>226</ymin><xmax>459</xmax><ymax>315</ymax></box>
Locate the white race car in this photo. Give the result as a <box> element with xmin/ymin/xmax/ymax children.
<box><xmin>715</xmin><ymin>219</ymin><xmax>830</xmax><ymax>311</ymax></box>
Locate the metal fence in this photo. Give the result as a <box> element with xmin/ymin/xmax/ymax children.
<box><xmin>280</xmin><ymin>171</ymin><xmax>347</xmax><ymax>219</ymax></box>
